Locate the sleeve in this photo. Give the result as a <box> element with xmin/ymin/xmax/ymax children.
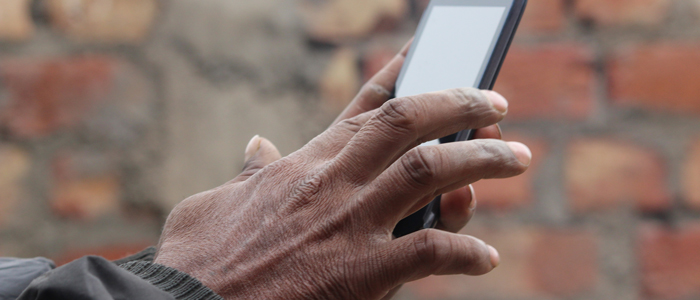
<box><xmin>17</xmin><ymin>256</ymin><xmax>222</xmax><ymax>300</ymax></box>
<box><xmin>0</xmin><ymin>257</ymin><xmax>55</xmax><ymax>299</ymax></box>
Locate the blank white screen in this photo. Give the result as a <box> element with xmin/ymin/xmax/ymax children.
<box><xmin>396</xmin><ymin>5</ymin><xmax>506</xmax><ymax>98</ymax></box>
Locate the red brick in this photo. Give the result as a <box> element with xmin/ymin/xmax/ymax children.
<box><xmin>319</xmin><ymin>48</ymin><xmax>361</xmax><ymax>113</ymax></box>
<box><xmin>566</xmin><ymin>139</ymin><xmax>670</xmax><ymax>212</ymax></box>
<box><xmin>529</xmin><ymin>229</ymin><xmax>598</xmax><ymax>296</ymax></box>
<box><xmin>518</xmin><ymin>0</ymin><xmax>566</xmax><ymax>34</ymax></box>
<box><xmin>639</xmin><ymin>223</ymin><xmax>700</xmax><ymax>299</ymax></box>
<box><xmin>47</xmin><ymin>0</ymin><xmax>158</xmax><ymax>43</ymax></box>
<box><xmin>0</xmin><ymin>145</ymin><xmax>30</xmax><ymax>225</ymax></box>
<box><xmin>683</xmin><ymin>139</ymin><xmax>700</xmax><ymax>209</ymax></box>
<box><xmin>52</xmin><ymin>175</ymin><xmax>121</xmax><ymax>220</ymax></box>
<box><xmin>403</xmin><ymin>226</ymin><xmax>597</xmax><ymax>298</ymax></box>
<box><xmin>609</xmin><ymin>44</ymin><xmax>700</xmax><ymax>115</ymax></box>
<box><xmin>0</xmin><ymin>56</ymin><xmax>115</xmax><ymax>138</ymax></box>
<box><xmin>493</xmin><ymin>44</ymin><xmax>596</xmax><ymax>121</ymax></box>
<box><xmin>574</xmin><ymin>0</ymin><xmax>672</xmax><ymax>26</ymax></box>
<box><xmin>51</xmin><ymin>152</ymin><xmax>121</xmax><ymax>220</ymax></box>
<box><xmin>0</xmin><ymin>0</ymin><xmax>34</xmax><ymax>41</ymax></box>
<box><xmin>299</xmin><ymin>0</ymin><xmax>407</xmax><ymax>42</ymax></box>
<box><xmin>54</xmin><ymin>243</ymin><xmax>152</xmax><ymax>266</ymax></box>
<box><xmin>362</xmin><ymin>47</ymin><xmax>396</xmax><ymax>83</ymax></box>
<box><xmin>472</xmin><ymin>133</ymin><xmax>548</xmax><ymax>210</ymax></box>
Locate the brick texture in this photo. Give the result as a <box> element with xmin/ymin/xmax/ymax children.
<box><xmin>299</xmin><ymin>0</ymin><xmax>407</xmax><ymax>42</ymax></box>
<box><xmin>684</xmin><ymin>140</ymin><xmax>700</xmax><ymax>210</ymax></box>
<box><xmin>0</xmin><ymin>0</ymin><xmax>698</xmax><ymax>299</ymax></box>
<box><xmin>320</xmin><ymin>48</ymin><xmax>361</xmax><ymax>112</ymax></box>
<box><xmin>493</xmin><ymin>44</ymin><xmax>596</xmax><ymax>121</ymax></box>
<box><xmin>609</xmin><ymin>44</ymin><xmax>700</xmax><ymax>115</ymax></box>
<box><xmin>574</xmin><ymin>0</ymin><xmax>673</xmax><ymax>26</ymax></box>
<box><xmin>0</xmin><ymin>145</ymin><xmax>30</xmax><ymax>225</ymax></box>
<box><xmin>518</xmin><ymin>0</ymin><xmax>566</xmax><ymax>34</ymax></box>
<box><xmin>47</xmin><ymin>0</ymin><xmax>158</xmax><ymax>43</ymax></box>
<box><xmin>639</xmin><ymin>223</ymin><xmax>700</xmax><ymax>299</ymax></box>
<box><xmin>472</xmin><ymin>133</ymin><xmax>548</xmax><ymax>210</ymax></box>
<box><xmin>52</xmin><ymin>176</ymin><xmax>121</xmax><ymax>220</ymax></box>
<box><xmin>566</xmin><ymin>139</ymin><xmax>670</xmax><ymax>212</ymax></box>
<box><xmin>50</xmin><ymin>152</ymin><xmax>121</xmax><ymax>220</ymax></box>
<box><xmin>0</xmin><ymin>0</ymin><xmax>34</xmax><ymax>41</ymax></box>
<box><xmin>0</xmin><ymin>56</ymin><xmax>114</xmax><ymax>138</ymax></box>
<box><xmin>529</xmin><ymin>229</ymin><xmax>598</xmax><ymax>296</ymax></box>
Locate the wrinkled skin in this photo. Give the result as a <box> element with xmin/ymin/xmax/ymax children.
<box><xmin>154</xmin><ymin>41</ymin><xmax>531</xmax><ymax>300</ymax></box>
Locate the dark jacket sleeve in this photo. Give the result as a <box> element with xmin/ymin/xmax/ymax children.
<box><xmin>17</xmin><ymin>256</ymin><xmax>222</xmax><ymax>300</ymax></box>
<box><xmin>0</xmin><ymin>257</ymin><xmax>55</xmax><ymax>299</ymax></box>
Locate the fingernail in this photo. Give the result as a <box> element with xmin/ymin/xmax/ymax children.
<box><xmin>507</xmin><ymin>142</ymin><xmax>532</xmax><ymax>166</ymax></box>
<box><xmin>245</xmin><ymin>135</ymin><xmax>262</xmax><ymax>162</ymax></box>
<box><xmin>468</xmin><ymin>185</ymin><xmax>477</xmax><ymax>211</ymax></box>
<box><xmin>496</xmin><ymin>125</ymin><xmax>503</xmax><ymax>139</ymax></box>
<box><xmin>488</xmin><ymin>245</ymin><xmax>500</xmax><ymax>268</ymax></box>
<box><xmin>484</xmin><ymin>90</ymin><xmax>508</xmax><ymax>114</ymax></box>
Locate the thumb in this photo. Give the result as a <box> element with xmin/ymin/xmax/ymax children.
<box><xmin>234</xmin><ymin>135</ymin><xmax>282</xmax><ymax>182</ymax></box>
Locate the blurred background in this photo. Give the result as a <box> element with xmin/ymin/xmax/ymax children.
<box><xmin>1</xmin><ymin>0</ymin><xmax>699</xmax><ymax>299</ymax></box>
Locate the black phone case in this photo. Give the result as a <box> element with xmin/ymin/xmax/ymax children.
<box><xmin>393</xmin><ymin>0</ymin><xmax>528</xmax><ymax>238</ymax></box>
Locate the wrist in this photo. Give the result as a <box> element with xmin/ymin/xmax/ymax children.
<box><xmin>120</xmin><ymin>260</ymin><xmax>223</xmax><ymax>300</ymax></box>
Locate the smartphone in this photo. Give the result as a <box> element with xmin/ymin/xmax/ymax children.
<box><xmin>392</xmin><ymin>0</ymin><xmax>527</xmax><ymax>237</ymax></box>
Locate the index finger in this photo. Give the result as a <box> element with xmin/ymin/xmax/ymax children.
<box><xmin>332</xmin><ymin>39</ymin><xmax>412</xmax><ymax>126</ymax></box>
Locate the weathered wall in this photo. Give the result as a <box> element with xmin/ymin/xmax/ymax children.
<box><xmin>1</xmin><ymin>0</ymin><xmax>700</xmax><ymax>299</ymax></box>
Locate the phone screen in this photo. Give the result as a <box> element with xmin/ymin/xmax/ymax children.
<box><xmin>395</xmin><ymin>0</ymin><xmax>513</xmax><ymax>146</ymax></box>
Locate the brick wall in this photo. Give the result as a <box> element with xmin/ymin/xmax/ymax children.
<box><xmin>1</xmin><ymin>0</ymin><xmax>699</xmax><ymax>299</ymax></box>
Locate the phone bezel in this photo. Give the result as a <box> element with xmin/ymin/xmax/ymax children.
<box><xmin>395</xmin><ymin>0</ymin><xmax>527</xmax><ymax>143</ymax></box>
<box><xmin>391</xmin><ymin>0</ymin><xmax>527</xmax><ymax>238</ymax></box>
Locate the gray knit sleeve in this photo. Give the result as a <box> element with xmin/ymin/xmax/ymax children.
<box><xmin>119</xmin><ymin>261</ymin><xmax>223</xmax><ymax>300</ymax></box>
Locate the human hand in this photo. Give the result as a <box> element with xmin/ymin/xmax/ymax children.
<box><xmin>335</xmin><ymin>42</ymin><xmax>505</xmax><ymax>299</ymax></box>
<box><xmin>334</xmin><ymin>41</ymin><xmax>505</xmax><ymax>236</ymax></box>
<box><xmin>153</xmin><ymin>43</ymin><xmax>531</xmax><ymax>300</ymax></box>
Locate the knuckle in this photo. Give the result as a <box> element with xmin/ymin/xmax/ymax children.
<box><xmin>401</xmin><ymin>147</ymin><xmax>438</xmax><ymax>188</ymax></box>
<box><xmin>375</xmin><ymin>98</ymin><xmax>417</xmax><ymax>135</ymax></box>
<box><xmin>471</xmin><ymin>140</ymin><xmax>527</xmax><ymax>177</ymax></box>
<box><xmin>412</xmin><ymin>230</ymin><xmax>440</xmax><ymax>266</ymax></box>
<box><xmin>285</xmin><ymin>172</ymin><xmax>326</xmax><ymax>211</ymax></box>
<box><xmin>452</xmin><ymin>88</ymin><xmax>485</xmax><ymax>110</ymax></box>
<box><xmin>473</xmin><ymin>139</ymin><xmax>506</xmax><ymax>157</ymax></box>
<box><xmin>461</xmin><ymin>238</ymin><xmax>491</xmax><ymax>275</ymax></box>
<box><xmin>336</xmin><ymin>117</ymin><xmax>365</xmax><ymax>136</ymax></box>
<box><xmin>452</xmin><ymin>88</ymin><xmax>504</xmax><ymax>125</ymax></box>
<box><xmin>453</xmin><ymin>87</ymin><xmax>484</xmax><ymax>103</ymax></box>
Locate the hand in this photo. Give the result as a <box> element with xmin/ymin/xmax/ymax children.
<box><xmin>334</xmin><ymin>41</ymin><xmax>504</xmax><ymax>236</ymax></box>
<box><xmin>153</xmin><ymin>43</ymin><xmax>532</xmax><ymax>300</ymax></box>
<box><xmin>332</xmin><ymin>41</ymin><xmax>506</xmax><ymax>299</ymax></box>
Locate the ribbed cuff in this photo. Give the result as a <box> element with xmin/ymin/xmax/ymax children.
<box><xmin>120</xmin><ymin>261</ymin><xmax>223</xmax><ymax>300</ymax></box>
